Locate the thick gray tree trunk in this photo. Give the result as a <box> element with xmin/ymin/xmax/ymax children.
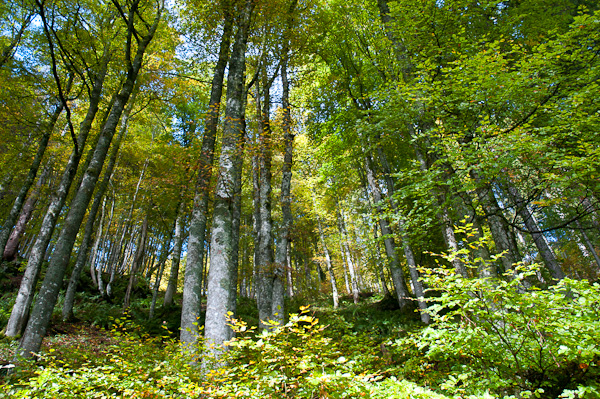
<box><xmin>270</xmin><ymin>0</ymin><xmax>297</xmax><ymax>327</ymax></box>
<box><xmin>227</xmin><ymin>123</ymin><xmax>246</xmax><ymax>340</ymax></box>
<box><xmin>203</xmin><ymin>0</ymin><xmax>253</xmax><ymax>361</ymax></box>
<box><xmin>180</xmin><ymin>5</ymin><xmax>234</xmax><ymax>350</ymax></box>
<box><xmin>16</xmin><ymin>5</ymin><xmax>162</xmax><ymax>358</ymax></box>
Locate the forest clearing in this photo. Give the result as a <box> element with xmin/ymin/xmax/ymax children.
<box><xmin>1</xmin><ymin>0</ymin><xmax>599</xmax><ymax>397</ymax></box>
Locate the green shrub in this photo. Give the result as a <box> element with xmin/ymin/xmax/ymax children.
<box><xmin>394</xmin><ymin>231</ymin><xmax>600</xmax><ymax>398</ymax></box>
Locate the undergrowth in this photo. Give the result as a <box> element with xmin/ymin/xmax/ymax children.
<box><xmin>1</xmin><ymin>229</ymin><xmax>599</xmax><ymax>398</ymax></box>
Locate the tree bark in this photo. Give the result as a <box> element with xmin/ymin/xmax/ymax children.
<box><xmin>576</xmin><ymin>220</ymin><xmax>600</xmax><ymax>273</ymax></box>
<box><xmin>372</xmin><ymin>225</ymin><xmax>391</xmax><ymax>296</ymax></box>
<box><xmin>336</xmin><ymin>206</ymin><xmax>359</xmax><ymax>303</ymax></box>
<box><xmin>123</xmin><ymin>216</ymin><xmax>148</xmax><ymax>311</ymax></box>
<box><xmin>472</xmin><ymin>178</ymin><xmax>521</xmax><ymax>273</ymax></box>
<box><xmin>3</xmin><ymin>160</ymin><xmax>51</xmax><ymax>261</ymax></box>
<box><xmin>180</xmin><ymin>3</ymin><xmax>234</xmax><ymax>350</ymax></box>
<box><xmin>0</xmin><ymin>97</ymin><xmax>65</xmax><ymax>259</ymax></box>
<box><xmin>507</xmin><ymin>183</ymin><xmax>564</xmax><ymax>280</ymax></box>
<box><xmin>149</xmin><ymin>225</ymin><xmax>175</xmax><ymax>319</ymax></box>
<box><xmin>62</xmin><ymin>95</ymin><xmax>133</xmax><ymax>320</ymax></box>
<box><xmin>203</xmin><ymin>0</ymin><xmax>254</xmax><ymax>360</ymax></box>
<box><xmin>255</xmin><ymin>71</ymin><xmax>276</xmax><ymax>330</ymax></box>
<box><xmin>164</xmin><ymin>202</ymin><xmax>185</xmax><ymax>307</ymax></box>
<box><xmin>363</xmin><ymin>154</ymin><xmax>412</xmax><ymax>309</ymax></box>
<box><xmin>0</xmin><ymin>12</ymin><xmax>33</xmax><ymax>67</ymax></box>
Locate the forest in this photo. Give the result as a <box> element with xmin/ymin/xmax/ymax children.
<box><xmin>0</xmin><ymin>0</ymin><xmax>599</xmax><ymax>397</ymax></box>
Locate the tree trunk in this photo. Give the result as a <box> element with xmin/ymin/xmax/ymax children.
<box><xmin>0</xmin><ymin>97</ymin><xmax>65</xmax><ymax>258</ymax></box>
<box><xmin>203</xmin><ymin>0</ymin><xmax>253</xmax><ymax>361</ymax></box>
<box><xmin>124</xmin><ymin>217</ymin><xmax>148</xmax><ymax>311</ymax></box>
<box><xmin>180</xmin><ymin>4</ymin><xmax>234</xmax><ymax>350</ymax></box>
<box><xmin>363</xmin><ymin>154</ymin><xmax>412</xmax><ymax>309</ymax></box>
<box><xmin>255</xmin><ymin>71</ymin><xmax>276</xmax><ymax>330</ymax></box>
<box><xmin>507</xmin><ymin>183</ymin><xmax>565</xmax><ymax>280</ymax></box>
<box><xmin>270</xmin><ymin>0</ymin><xmax>297</xmax><ymax>328</ymax></box>
<box><xmin>3</xmin><ymin>160</ymin><xmax>51</xmax><ymax>261</ymax></box>
<box><xmin>227</xmin><ymin>127</ymin><xmax>246</xmax><ymax>340</ymax></box>
<box><xmin>339</xmin><ymin>241</ymin><xmax>351</xmax><ymax>294</ymax></box>
<box><xmin>164</xmin><ymin>203</ymin><xmax>185</xmax><ymax>307</ymax></box>
<box><xmin>0</xmin><ymin>12</ymin><xmax>33</xmax><ymax>67</ymax></box>
<box><xmin>62</xmin><ymin>96</ymin><xmax>132</xmax><ymax>320</ymax></box>
<box><xmin>470</xmin><ymin>172</ymin><xmax>521</xmax><ymax>273</ymax></box>
<box><xmin>286</xmin><ymin>242</ymin><xmax>294</xmax><ymax>298</ymax></box>
<box><xmin>373</xmin><ymin>225</ymin><xmax>391</xmax><ymax>297</ymax></box>
<box><xmin>149</xmin><ymin>225</ymin><xmax>175</xmax><ymax>319</ymax></box>
<box><xmin>576</xmin><ymin>220</ymin><xmax>600</xmax><ymax>273</ymax></box>
<box><xmin>16</xmin><ymin>5</ymin><xmax>162</xmax><ymax>358</ymax></box>
<box><xmin>337</xmin><ymin>206</ymin><xmax>359</xmax><ymax>303</ymax></box>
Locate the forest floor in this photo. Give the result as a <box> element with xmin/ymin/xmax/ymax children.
<box><xmin>1</xmin><ymin>271</ymin><xmax>599</xmax><ymax>398</ymax></box>
<box><xmin>0</xmin><ymin>286</ymin><xmax>452</xmax><ymax>398</ymax></box>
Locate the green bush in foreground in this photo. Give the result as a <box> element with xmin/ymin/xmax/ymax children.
<box><xmin>393</xmin><ymin>230</ymin><xmax>600</xmax><ymax>399</ymax></box>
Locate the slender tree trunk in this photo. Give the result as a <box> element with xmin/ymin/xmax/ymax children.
<box><xmin>106</xmin><ymin>161</ymin><xmax>147</xmax><ymax>296</ymax></box>
<box><xmin>0</xmin><ymin>97</ymin><xmax>65</xmax><ymax>258</ymax></box>
<box><xmin>576</xmin><ymin>220</ymin><xmax>600</xmax><ymax>273</ymax></box>
<box><xmin>203</xmin><ymin>0</ymin><xmax>254</xmax><ymax>361</ymax></box>
<box><xmin>507</xmin><ymin>183</ymin><xmax>565</xmax><ymax>280</ymax></box>
<box><xmin>180</xmin><ymin>5</ymin><xmax>234</xmax><ymax>350</ymax></box>
<box><xmin>255</xmin><ymin>73</ymin><xmax>276</xmax><ymax>330</ymax></box>
<box><xmin>339</xmin><ymin>241</ymin><xmax>351</xmax><ymax>294</ymax></box>
<box><xmin>62</xmin><ymin>97</ymin><xmax>132</xmax><ymax>320</ymax></box>
<box><xmin>337</xmin><ymin>206</ymin><xmax>359</xmax><ymax>303</ymax></box>
<box><xmin>149</xmin><ymin>226</ymin><xmax>175</xmax><ymax>319</ymax></box>
<box><xmin>363</xmin><ymin>154</ymin><xmax>411</xmax><ymax>309</ymax></box>
<box><xmin>164</xmin><ymin>203</ymin><xmax>185</xmax><ymax>307</ymax></box>
<box><xmin>373</xmin><ymin>225</ymin><xmax>391</xmax><ymax>296</ymax></box>
<box><xmin>96</xmin><ymin>199</ymin><xmax>115</xmax><ymax>297</ymax></box>
<box><xmin>3</xmin><ymin>161</ymin><xmax>51</xmax><ymax>261</ymax></box>
<box><xmin>270</xmin><ymin>0</ymin><xmax>297</xmax><ymax>328</ymax></box>
<box><xmin>16</xmin><ymin>6</ymin><xmax>162</xmax><ymax>358</ymax></box>
<box><xmin>124</xmin><ymin>217</ymin><xmax>148</xmax><ymax>311</ymax></box>
<box><xmin>89</xmin><ymin>206</ymin><xmax>106</xmax><ymax>288</ymax></box>
<box><xmin>470</xmin><ymin>172</ymin><xmax>521</xmax><ymax>273</ymax></box>
<box><xmin>0</xmin><ymin>12</ymin><xmax>33</xmax><ymax>67</ymax></box>
<box><xmin>286</xmin><ymin>241</ymin><xmax>294</xmax><ymax>298</ymax></box>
